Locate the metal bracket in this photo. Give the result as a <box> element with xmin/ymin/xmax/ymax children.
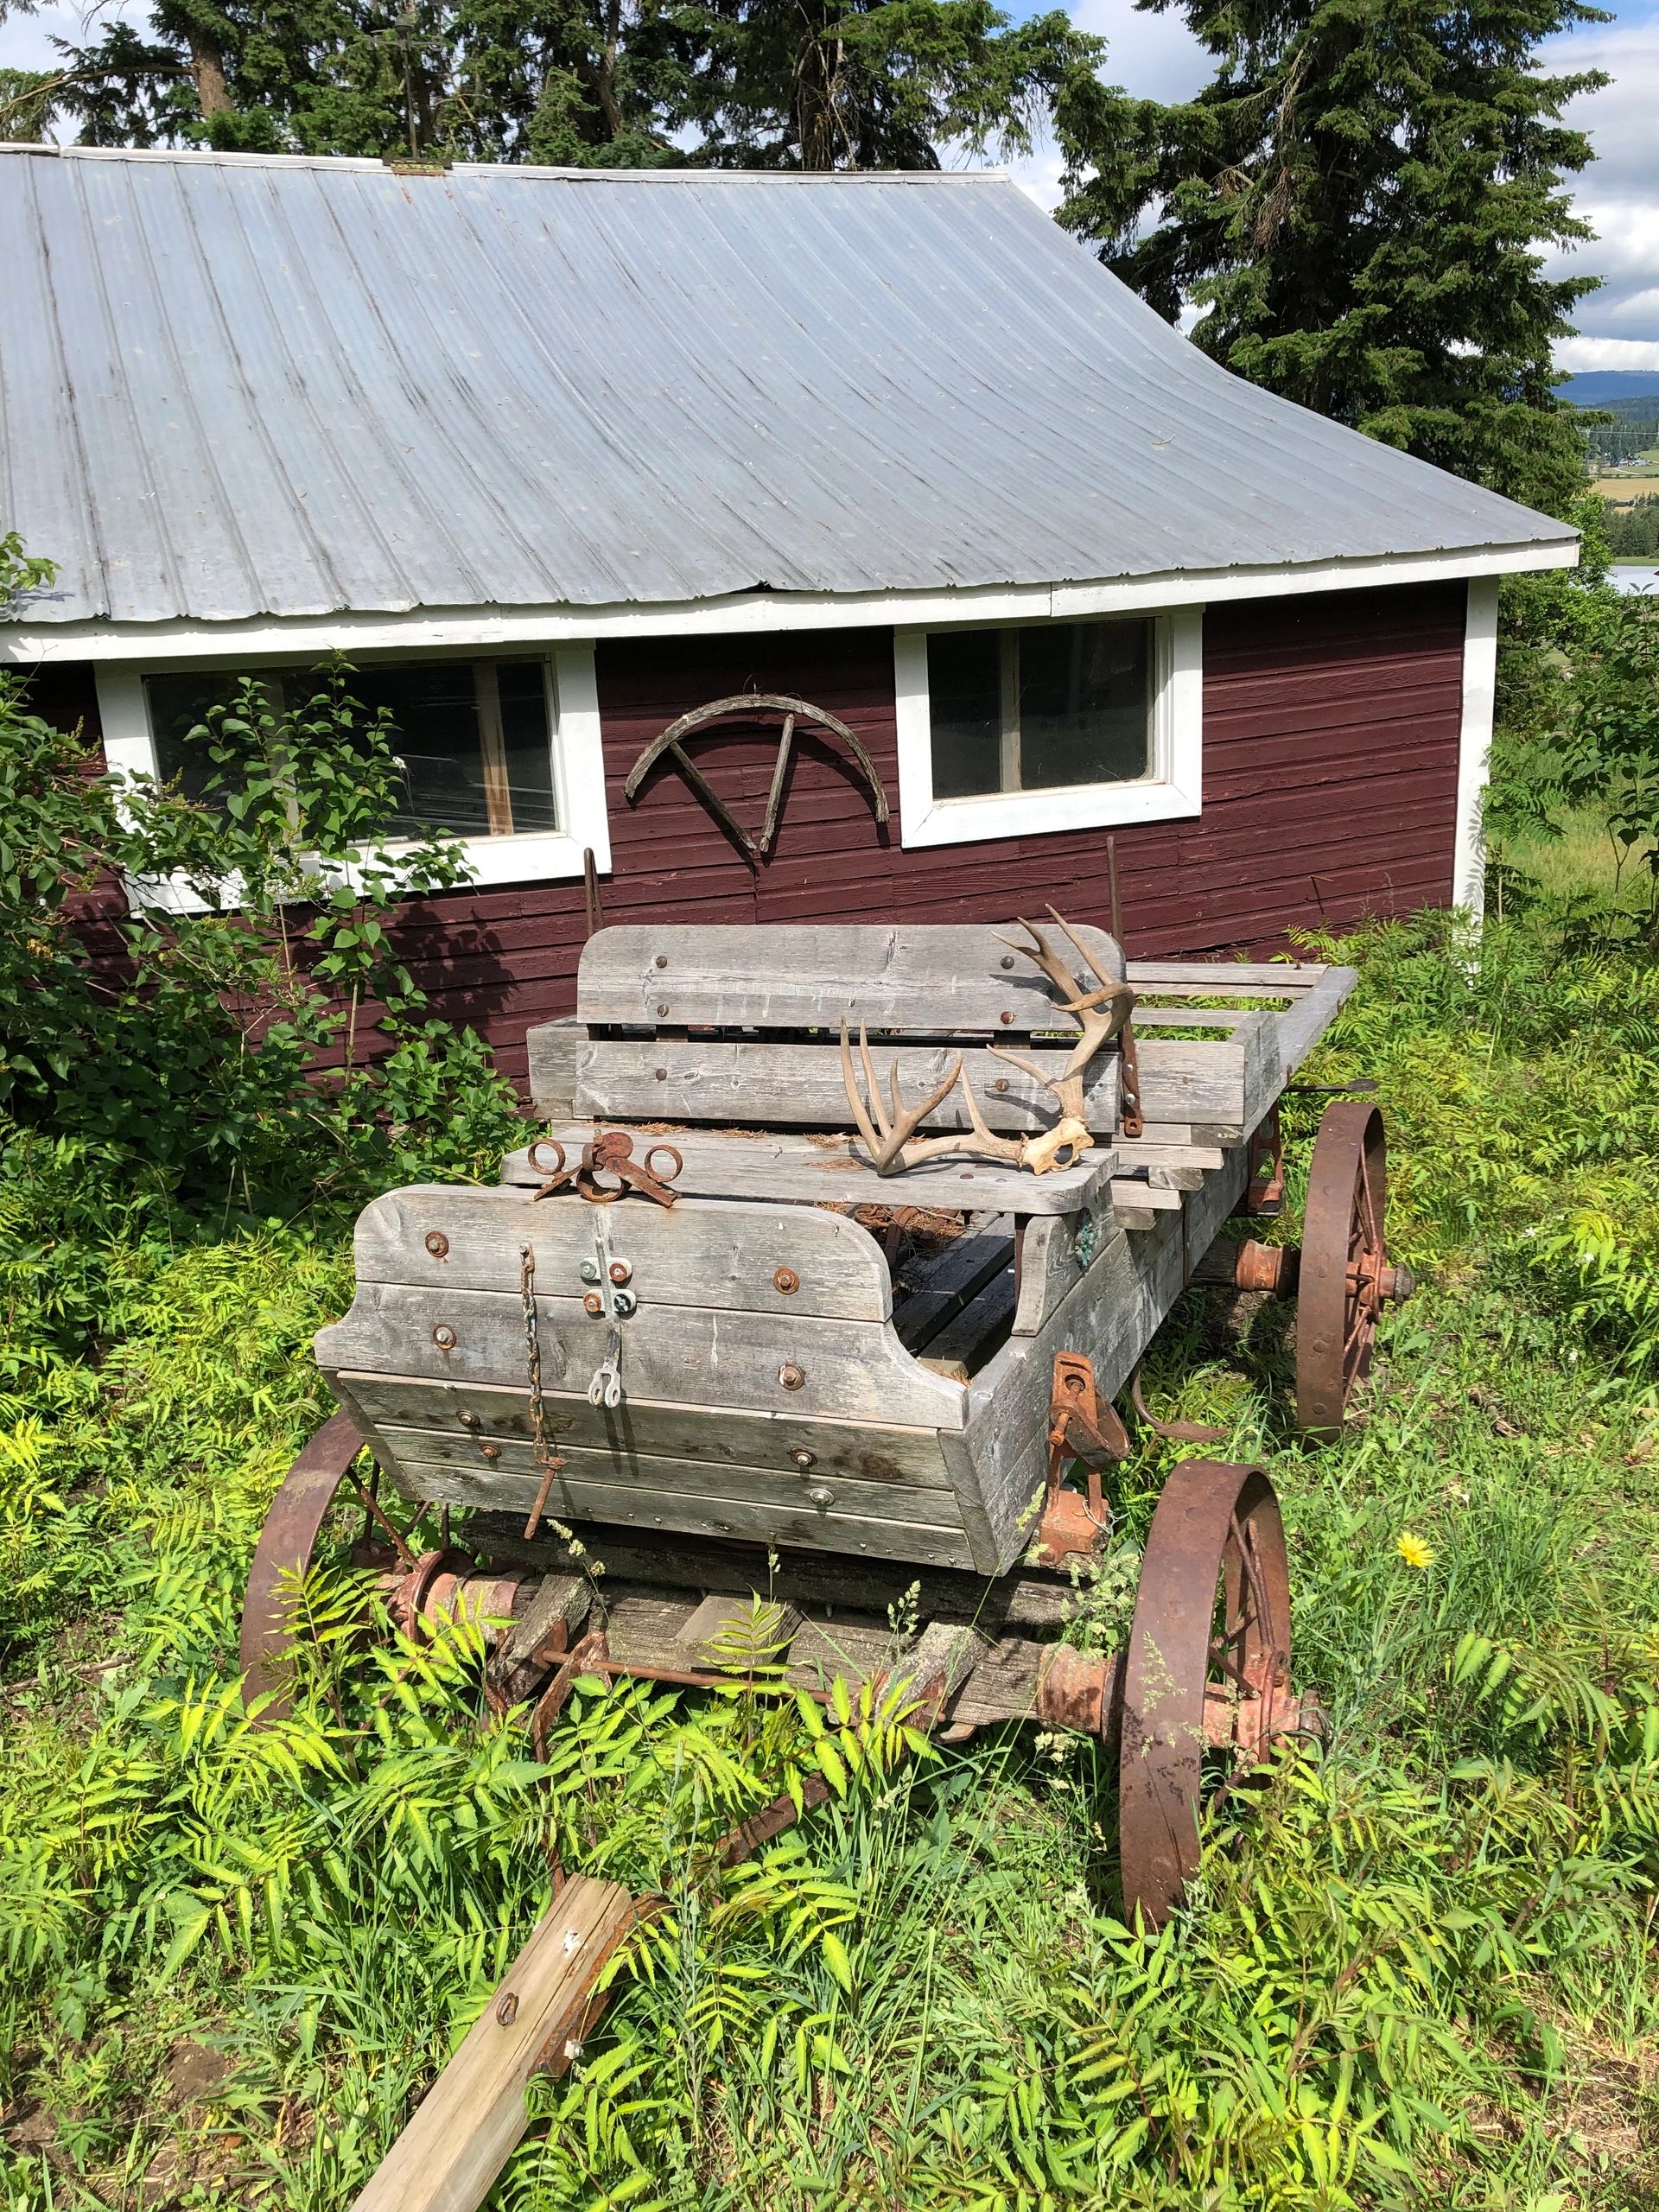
<box><xmin>1031</xmin><ymin>1351</ymin><xmax>1129</xmax><ymax>1568</ymax></box>
<box><xmin>1243</xmin><ymin>1106</ymin><xmax>1286</xmax><ymax>1217</ymax></box>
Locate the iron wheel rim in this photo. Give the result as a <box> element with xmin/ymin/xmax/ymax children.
<box><xmin>1296</xmin><ymin>1100</ymin><xmax>1389</xmax><ymax>1441</ymax></box>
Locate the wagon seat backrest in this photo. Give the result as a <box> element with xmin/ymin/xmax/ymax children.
<box><xmin>527</xmin><ymin>922</ymin><xmax>1128</xmax><ymax>1141</ymax></box>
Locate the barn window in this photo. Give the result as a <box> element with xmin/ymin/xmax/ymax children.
<box><xmin>95</xmin><ymin>645</ymin><xmax>612</xmax><ymax>901</ymax></box>
<box><xmin>893</xmin><ymin>608</ymin><xmax>1203</xmax><ymax>849</ymax></box>
<box><xmin>143</xmin><ymin>658</ymin><xmax>561</xmax><ymax>839</ymax></box>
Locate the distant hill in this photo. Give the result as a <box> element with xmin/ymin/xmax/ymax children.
<box><xmin>1561</xmin><ymin>372</ymin><xmax>1659</xmax><ymax>405</ymax></box>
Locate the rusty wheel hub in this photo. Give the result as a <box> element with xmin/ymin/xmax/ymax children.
<box><xmin>1118</xmin><ymin>1459</ymin><xmax>1300</xmax><ymax>1929</ymax></box>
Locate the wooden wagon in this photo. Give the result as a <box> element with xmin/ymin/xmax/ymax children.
<box><xmin>245</xmin><ymin>911</ymin><xmax>1408</xmax><ymax>1918</ymax></box>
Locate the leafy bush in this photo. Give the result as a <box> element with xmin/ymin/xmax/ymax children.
<box><xmin>0</xmin><ymin>657</ymin><xmax>524</xmax><ymax>1217</ymax></box>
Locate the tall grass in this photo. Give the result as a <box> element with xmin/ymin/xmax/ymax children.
<box><xmin>3</xmin><ymin>887</ymin><xmax>1658</xmax><ymax>2209</ymax></box>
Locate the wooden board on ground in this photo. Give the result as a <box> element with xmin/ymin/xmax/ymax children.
<box><xmin>350</xmin><ymin>1876</ymin><xmax>636</xmax><ymax>2212</ymax></box>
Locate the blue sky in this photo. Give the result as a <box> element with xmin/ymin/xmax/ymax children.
<box><xmin>3</xmin><ymin>0</ymin><xmax>1654</xmax><ymax>365</ymax></box>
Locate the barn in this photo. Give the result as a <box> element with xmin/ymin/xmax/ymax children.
<box><xmin>0</xmin><ymin>143</ymin><xmax>1576</xmax><ymax>1090</ymax></box>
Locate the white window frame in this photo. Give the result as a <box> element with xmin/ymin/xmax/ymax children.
<box><xmin>94</xmin><ymin>642</ymin><xmax>610</xmax><ymax>909</ymax></box>
<box><xmin>893</xmin><ymin>607</ymin><xmax>1204</xmax><ymax>849</ymax></box>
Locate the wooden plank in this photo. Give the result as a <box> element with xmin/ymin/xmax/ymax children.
<box><xmin>467</xmin><ymin>1516</ymin><xmax>1080</xmax><ymax>1631</ymax></box>
<box><xmin>1127</xmin><ymin>960</ymin><xmax>1332</xmax><ymax>990</ymax></box>
<box><xmin>500</xmin><ymin>1128</ymin><xmax>1117</xmax><ymax>1217</ymax></box>
<box><xmin>351</xmin><ymin>1877</ymin><xmax>636</xmax><ymax>2212</ymax></box>
<box><xmin>1111</xmin><ymin>1141</ymin><xmax>1226</xmax><ymax>1171</ymax></box>
<box><xmin>331</xmin><ymin>1372</ymin><xmax>957</xmax><ymax>1488</ymax></box>
<box><xmin>525</xmin><ymin>1018</ymin><xmax>589</xmax><ymax>1119</ymax></box>
<box><xmin>1109</xmin><ymin>1181</ymin><xmax>1183</xmax><ymax>1211</ymax></box>
<box><xmin>917</xmin><ymin>1268</ymin><xmax>1017</xmax><ymax>1383</ymax></box>
<box><xmin>1273</xmin><ymin>964</ymin><xmax>1359</xmax><ymax>1072</ymax></box>
<box><xmin>354</xmin><ymin>1185</ymin><xmax>893</xmax><ymax>1323</ymax></box>
<box><xmin>575</xmin><ymin>920</ymin><xmax>1125</xmax><ymax>1031</ymax></box>
<box><xmin>1128</xmin><ymin>1007</ymin><xmax>1253</xmax><ymax>1028</ymax></box>
<box><xmin>1010</xmin><ymin>1208</ymin><xmax>1092</xmax><ymax>1336</ymax></box>
<box><xmin>569</xmin><ymin>1035</ymin><xmax>1121</xmax><ymax>1135</ymax></box>
<box><xmin>893</xmin><ymin>1219</ymin><xmax>1014</xmax><ymax>1351</ymax></box>
<box><xmin>1132</xmin><ymin>1009</ymin><xmax>1281</xmax><ymax>1130</ymax></box>
<box><xmin>318</xmin><ymin>1285</ymin><xmax>967</xmax><ymax>1430</ymax></box>
<box><xmin>373</xmin><ymin>1427</ymin><xmax>971</xmax><ymax>1535</ymax></box>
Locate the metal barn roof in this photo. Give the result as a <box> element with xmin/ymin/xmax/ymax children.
<box><xmin>0</xmin><ymin>145</ymin><xmax>1573</xmax><ymax>631</ymax></box>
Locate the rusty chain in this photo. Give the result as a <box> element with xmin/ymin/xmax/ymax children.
<box><xmin>518</xmin><ymin>1243</ymin><xmax>565</xmax><ymax>1541</ymax></box>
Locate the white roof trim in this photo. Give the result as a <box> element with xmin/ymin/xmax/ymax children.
<box><xmin>0</xmin><ymin>144</ymin><xmax>1010</xmax><ymax>183</ymax></box>
<box><xmin>1</xmin><ymin>539</ymin><xmax>1578</xmax><ymax>665</ymax></box>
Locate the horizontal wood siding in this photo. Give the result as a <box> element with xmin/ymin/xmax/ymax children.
<box><xmin>33</xmin><ymin>582</ymin><xmax>1464</xmax><ymax>1089</ymax></box>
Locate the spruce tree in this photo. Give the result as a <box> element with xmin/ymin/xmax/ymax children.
<box><xmin>1057</xmin><ymin>0</ymin><xmax>1609</xmax><ymax>512</ymax></box>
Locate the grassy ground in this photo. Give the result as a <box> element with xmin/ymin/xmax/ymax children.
<box><xmin>3</xmin><ymin>879</ymin><xmax>1659</xmax><ymax>2211</ymax></box>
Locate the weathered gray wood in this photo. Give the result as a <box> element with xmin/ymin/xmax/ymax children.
<box><xmin>575</xmin><ymin>921</ymin><xmax>1125</xmax><ymax>1031</ymax></box>
<box><xmin>918</xmin><ymin>1268</ymin><xmax>1016</xmax><ymax>1383</ymax></box>
<box><xmin>569</xmin><ymin>1035</ymin><xmax>1121</xmax><ymax>1135</ymax></box>
<box><xmin>893</xmin><ymin>1621</ymin><xmax>987</xmax><ymax>1705</ymax></box>
<box><xmin>1110</xmin><ymin>1180</ymin><xmax>1183</xmax><ymax>1211</ymax></box>
<box><xmin>1112</xmin><ymin>1141</ymin><xmax>1226</xmax><ymax>1172</ymax></box>
<box><xmin>372</xmin><ymin>1426</ymin><xmax>971</xmax><ymax>1536</ymax></box>
<box><xmin>1131</xmin><ymin>1010</ymin><xmax>1281</xmax><ymax>1129</ymax></box>
<box><xmin>350</xmin><ymin>1877</ymin><xmax>635</xmax><ymax>2212</ymax></box>
<box><xmin>948</xmin><ymin>1637</ymin><xmax>1046</xmax><ymax>1726</ymax></box>
<box><xmin>500</xmin><ymin>1128</ymin><xmax>1116</xmax><ymax>1216</ymax></box>
<box><xmin>525</xmin><ymin>1018</ymin><xmax>588</xmax><ymax>1120</ymax></box>
<box><xmin>1272</xmin><ymin>964</ymin><xmax>1359</xmax><ymax>1072</ymax></box>
<box><xmin>893</xmin><ymin>1219</ymin><xmax>1014</xmax><ymax>1351</ymax></box>
<box><xmin>332</xmin><ymin>1371</ymin><xmax>957</xmax><ymax>1488</ymax></box>
<box><xmin>1112</xmin><ymin>1202</ymin><xmax>1160</xmax><ymax>1232</ymax></box>
<box><xmin>1128</xmin><ymin>1007</ymin><xmax>1253</xmax><ymax>1027</ymax></box>
<box><xmin>354</xmin><ymin>1185</ymin><xmax>892</xmax><ymax>1323</ymax></box>
<box><xmin>467</xmin><ymin>1516</ymin><xmax>1081</xmax><ymax>1630</ymax></box>
<box><xmin>1127</xmin><ymin>960</ymin><xmax>1332</xmax><ymax>990</ymax></box>
<box><xmin>675</xmin><ymin>1593</ymin><xmax>802</xmax><ymax>1662</ymax></box>
<box><xmin>418</xmin><ymin>1463</ymin><xmax>978</xmax><ymax>1567</ymax></box>
<box><xmin>963</xmin><ymin>1136</ymin><xmax>1255</xmax><ymax>1567</ymax></box>
<box><xmin>319</xmin><ymin>1285</ymin><xmax>966</xmax><ymax>1428</ymax></box>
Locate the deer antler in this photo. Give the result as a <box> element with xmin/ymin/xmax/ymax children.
<box><xmin>840</xmin><ymin>1023</ymin><xmax>1023</xmax><ymax>1176</ymax></box>
<box><xmin>988</xmin><ymin>909</ymin><xmax>1135</xmax><ymax>1172</ymax></box>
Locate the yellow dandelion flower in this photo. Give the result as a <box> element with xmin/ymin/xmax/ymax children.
<box><xmin>1396</xmin><ymin>1530</ymin><xmax>1434</xmax><ymax>1570</ymax></box>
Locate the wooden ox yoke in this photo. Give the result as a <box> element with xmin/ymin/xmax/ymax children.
<box><xmin>315</xmin><ymin>923</ymin><xmax>1356</xmax><ymax>1579</ymax></box>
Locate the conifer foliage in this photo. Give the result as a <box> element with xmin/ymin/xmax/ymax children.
<box><xmin>1057</xmin><ymin>0</ymin><xmax>1609</xmax><ymax>513</ymax></box>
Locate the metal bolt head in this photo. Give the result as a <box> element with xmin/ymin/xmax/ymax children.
<box><xmin>654</xmin><ymin>954</ymin><xmax>668</xmax><ymax>969</ymax></box>
<box><xmin>804</xmin><ymin>1484</ymin><xmax>835</xmax><ymax>1509</ymax></box>
<box><xmin>608</xmin><ymin>1260</ymin><xmax>632</xmax><ymax>1285</ymax></box>
<box><xmin>1000</xmin><ymin>1011</ymin><xmax>1014</xmax><ymax>1025</ymax></box>
<box><xmin>432</xmin><ymin>1324</ymin><xmax>457</xmax><ymax>1350</ymax></box>
<box><xmin>459</xmin><ymin>1410</ymin><xmax>481</xmax><ymax>1430</ymax></box>
<box><xmin>791</xmin><ymin>1448</ymin><xmax>816</xmax><ymax>1470</ymax></box>
<box><xmin>580</xmin><ymin>1258</ymin><xmax>601</xmax><ymax>1282</ymax></box>
<box><xmin>582</xmin><ymin>1292</ymin><xmax>604</xmax><ymax>1316</ymax></box>
<box><xmin>1000</xmin><ymin>955</ymin><xmax>1014</xmax><ymax>970</ymax></box>
<box><xmin>496</xmin><ymin>1992</ymin><xmax>519</xmax><ymax>2027</ymax></box>
<box><xmin>424</xmin><ymin>1230</ymin><xmax>449</xmax><ymax>1259</ymax></box>
<box><xmin>994</xmin><ymin>1077</ymin><xmax>1009</xmax><ymax>1093</ymax></box>
<box><xmin>773</xmin><ymin>1266</ymin><xmax>800</xmax><ymax>1295</ymax></box>
<box><xmin>612</xmin><ymin>1288</ymin><xmax>637</xmax><ymax>1317</ymax></box>
<box><xmin>656</xmin><ymin>1001</ymin><xmax>670</xmax><ymax>1017</ymax></box>
<box><xmin>480</xmin><ymin>1442</ymin><xmax>501</xmax><ymax>1462</ymax></box>
<box><xmin>779</xmin><ymin>1363</ymin><xmax>805</xmax><ymax>1391</ymax></box>
<box><xmin>654</xmin><ymin>1066</ymin><xmax>667</xmax><ymax>1081</ymax></box>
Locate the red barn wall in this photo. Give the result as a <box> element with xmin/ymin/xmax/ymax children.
<box><xmin>36</xmin><ymin>580</ymin><xmax>1465</xmax><ymax>1091</ymax></box>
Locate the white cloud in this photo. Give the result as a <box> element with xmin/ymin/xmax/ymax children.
<box><xmin>1555</xmin><ymin>334</ymin><xmax>1659</xmax><ymax>369</ymax></box>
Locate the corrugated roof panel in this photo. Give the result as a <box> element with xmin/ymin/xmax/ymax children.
<box><xmin>0</xmin><ymin>147</ymin><xmax>1574</xmax><ymax>628</ymax></box>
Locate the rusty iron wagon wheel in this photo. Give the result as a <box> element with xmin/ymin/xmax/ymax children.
<box><xmin>1117</xmin><ymin>1459</ymin><xmax>1303</xmax><ymax>1929</ymax></box>
<box><xmin>1295</xmin><ymin>1098</ymin><xmax>1413</xmax><ymax>1442</ymax></box>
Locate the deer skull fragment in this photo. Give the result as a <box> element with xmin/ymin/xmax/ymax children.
<box><xmin>840</xmin><ymin>910</ymin><xmax>1135</xmax><ymax>1176</ymax></box>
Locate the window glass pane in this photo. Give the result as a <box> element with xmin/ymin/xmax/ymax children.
<box><xmin>351</xmin><ymin>662</ymin><xmax>490</xmax><ymax>837</ymax></box>
<box><xmin>145</xmin><ymin>671</ymin><xmax>275</xmax><ymax>806</ymax></box>
<box><xmin>926</xmin><ymin>630</ymin><xmax>1003</xmax><ymax>798</ymax></box>
<box><xmin>496</xmin><ymin>661</ymin><xmax>559</xmax><ymax>833</ymax></box>
<box><xmin>1018</xmin><ymin>620</ymin><xmax>1151</xmax><ymax>790</ymax></box>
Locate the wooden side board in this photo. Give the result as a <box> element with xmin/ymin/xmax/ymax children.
<box><xmin>959</xmin><ymin>1140</ymin><xmax>1255</xmax><ymax>1567</ymax></box>
<box><xmin>317</xmin><ymin>1282</ymin><xmax>967</xmax><ymax>1430</ymax></box>
<box><xmin>354</xmin><ymin>1185</ymin><xmax>893</xmax><ymax>1323</ymax></box>
<box><xmin>575</xmin><ymin>920</ymin><xmax>1125</xmax><ymax>1030</ymax></box>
